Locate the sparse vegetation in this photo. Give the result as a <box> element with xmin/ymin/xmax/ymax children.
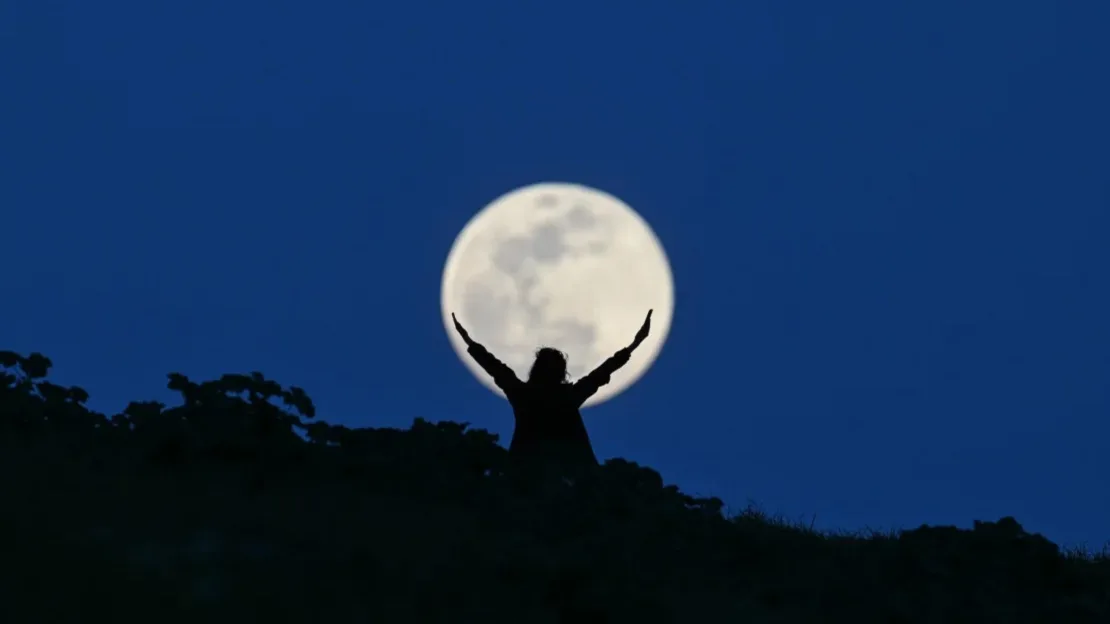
<box><xmin>1</xmin><ymin>349</ymin><xmax>1107</xmax><ymax>623</ymax></box>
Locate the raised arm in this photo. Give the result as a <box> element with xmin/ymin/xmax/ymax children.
<box><xmin>573</xmin><ymin>310</ymin><xmax>652</xmax><ymax>406</ymax></box>
<box><xmin>452</xmin><ymin>313</ymin><xmax>522</xmax><ymax>395</ymax></box>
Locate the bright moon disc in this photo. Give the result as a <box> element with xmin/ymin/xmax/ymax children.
<box><xmin>441</xmin><ymin>182</ymin><xmax>674</xmax><ymax>407</ymax></box>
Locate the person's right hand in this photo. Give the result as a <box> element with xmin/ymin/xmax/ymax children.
<box><xmin>451</xmin><ymin>313</ymin><xmax>472</xmax><ymax>344</ymax></box>
<box><xmin>632</xmin><ymin>309</ymin><xmax>652</xmax><ymax>347</ymax></box>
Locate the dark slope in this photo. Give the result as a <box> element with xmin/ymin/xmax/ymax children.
<box><xmin>1</xmin><ymin>350</ymin><xmax>1107</xmax><ymax>623</ymax></box>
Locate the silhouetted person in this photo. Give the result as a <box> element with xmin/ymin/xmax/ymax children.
<box><xmin>451</xmin><ymin>310</ymin><xmax>652</xmax><ymax>481</ymax></box>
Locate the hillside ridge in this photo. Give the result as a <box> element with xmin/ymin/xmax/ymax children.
<box><xmin>1</xmin><ymin>349</ymin><xmax>1107</xmax><ymax>623</ymax></box>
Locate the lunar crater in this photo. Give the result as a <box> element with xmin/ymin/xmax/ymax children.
<box><xmin>462</xmin><ymin>282</ymin><xmax>512</xmax><ymax>339</ymax></box>
<box><xmin>530</xmin><ymin>222</ymin><xmax>567</xmax><ymax>264</ymax></box>
<box><xmin>566</xmin><ymin>204</ymin><xmax>597</xmax><ymax>229</ymax></box>
<box><xmin>535</xmin><ymin>193</ymin><xmax>559</xmax><ymax>209</ymax></box>
<box><xmin>492</xmin><ymin>236</ymin><xmax>531</xmax><ymax>276</ymax></box>
<box><xmin>587</xmin><ymin>241</ymin><xmax>609</xmax><ymax>255</ymax></box>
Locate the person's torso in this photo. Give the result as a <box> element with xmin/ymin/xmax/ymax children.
<box><xmin>506</xmin><ymin>383</ymin><xmax>596</xmax><ymax>463</ymax></box>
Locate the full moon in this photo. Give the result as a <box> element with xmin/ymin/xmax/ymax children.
<box><xmin>441</xmin><ymin>182</ymin><xmax>674</xmax><ymax>407</ymax></box>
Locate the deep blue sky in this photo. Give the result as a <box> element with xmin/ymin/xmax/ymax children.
<box><xmin>3</xmin><ymin>2</ymin><xmax>1108</xmax><ymax>550</ymax></box>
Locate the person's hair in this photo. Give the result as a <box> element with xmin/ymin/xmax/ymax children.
<box><xmin>528</xmin><ymin>347</ymin><xmax>569</xmax><ymax>384</ymax></box>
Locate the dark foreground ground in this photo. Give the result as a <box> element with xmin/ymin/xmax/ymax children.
<box><xmin>1</xmin><ymin>350</ymin><xmax>1107</xmax><ymax>623</ymax></box>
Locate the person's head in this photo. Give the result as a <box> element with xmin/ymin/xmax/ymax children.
<box><xmin>528</xmin><ymin>347</ymin><xmax>569</xmax><ymax>385</ymax></box>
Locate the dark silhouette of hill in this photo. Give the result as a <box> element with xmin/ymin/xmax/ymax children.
<box><xmin>1</xmin><ymin>349</ymin><xmax>1107</xmax><ymax>623</ymax></box>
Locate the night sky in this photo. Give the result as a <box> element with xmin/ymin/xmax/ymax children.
<box><xmin>3</xmin><ymin>2</ymin><xmax>1108</xmax><ymax>550</ymax></box>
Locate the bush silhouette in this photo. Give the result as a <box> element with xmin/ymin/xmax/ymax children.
<box><xmin>1</xmin><ymin>349</ymin><xmax>1108</xmax><ymax>623</ymax></box>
